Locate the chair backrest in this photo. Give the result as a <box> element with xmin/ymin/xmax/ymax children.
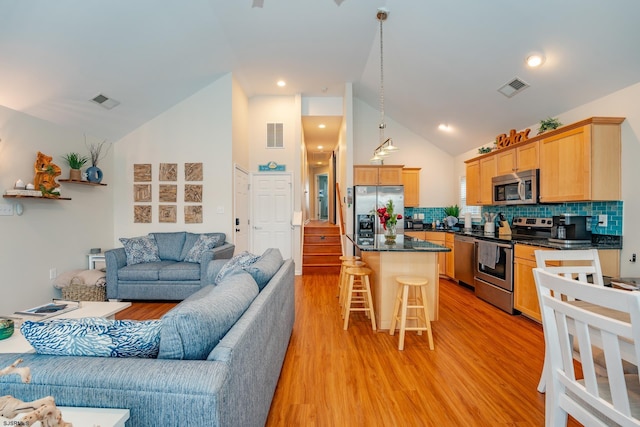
<box><xmin>535</xmin><ymin>249</ymin><xmax>605</xmax><ymax>299</ymax></box>
<box><xmin>533</xmin><ymin>268</ymin><xmax>640</xmax><ymax>426</ymax></box>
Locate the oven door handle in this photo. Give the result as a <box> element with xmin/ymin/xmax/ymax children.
<box><xmin>475</xmin><ymin>240</ymin><xmax>512</xmax><ymax>250</ymax></box>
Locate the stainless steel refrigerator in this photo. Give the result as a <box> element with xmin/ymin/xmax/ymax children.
<box><xmin>353</xmin><ymin>185</ymin><xmax>404</xmax><ymax>235</ymax></box>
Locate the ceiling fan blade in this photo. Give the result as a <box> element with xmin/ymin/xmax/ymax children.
<box><xmin>252</xmin><ymin>0</ymin><xmax>264</xmax><ymax>8</ymax></box>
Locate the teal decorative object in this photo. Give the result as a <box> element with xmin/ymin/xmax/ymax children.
<box><xmin>86</xmin><ymin>166</ymin><xmax>103</xmax><ymax>183</ymax></box>
<box><xmin>0</xmin><ymin>318</ymin><xmax>14</xmax><ymax>340</ymax></box>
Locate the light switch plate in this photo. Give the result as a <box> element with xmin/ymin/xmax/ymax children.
<box><xmin>598</xmin><ymin>214</ymin><xmax>608</xmax><ymax>227</ymax></box>
<box><xmin>0</xmin><ymin>204</ymin><xmax>14</xmax><ymax>216</ymax></box>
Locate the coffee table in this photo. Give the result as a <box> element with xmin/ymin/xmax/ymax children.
<box><xmin>0</xmin><ymin>301</ymin><xmax>131</xmax><ymax>353</ymax></box>
<box><xmin>0</xmin><ymin>406</ymin><xmax>129</xmax><ymax>427</ymax></box>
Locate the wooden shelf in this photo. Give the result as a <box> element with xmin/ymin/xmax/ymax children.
<box><xmin>59</xmin><ymin>179</ymin><xmax>107</xmax><ymax>186</ymax></box>
<box><xmin>3</xmin><ymin>195</ymin><xmax>71</xmax><ymax>200</ymax></box>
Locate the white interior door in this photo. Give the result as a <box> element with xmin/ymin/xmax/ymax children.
<box><xmin>251</xmin><ymin>173</ymin><xmax>292</xmax><ymax>259</ymax></box>
<box><xmin>233</xmin><ymin>165</ymin><xmax>249</xmax><ymax>253</ymax></box>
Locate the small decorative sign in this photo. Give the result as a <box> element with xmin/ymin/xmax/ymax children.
<box><xmin>258</xmin><ymin>161</ymin><xmax>286</xmax><ymax>171</ymax></box>
<box><xmin>495</xmin><ymin>128</ymin><xmax>531</xmax><ymax>149</ymax></box>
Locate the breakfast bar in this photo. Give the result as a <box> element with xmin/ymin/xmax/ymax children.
<box><xmin>349</xmin><ymin>234</ymin><xmax>450</xmax><ymax>330</ymax></box>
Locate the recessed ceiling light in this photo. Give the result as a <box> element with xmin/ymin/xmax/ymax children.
<box><xmin>318</xmin><ymin>124</ymin><xmax>326</xmax><ymax>129</ymax></box>
<box><xmin>526</xmin><ymin>53</ymin><xmax>545</xmax><ymax>68</ymax></box>
<box><xmin>438</xmin><ymin>123</ymin><xmax>452</xmax><ymax>131</ymax></box>
<box><xmin>317</xmin><ymin>162</ymin><xmax>322</xmax><ymax>165</ymax></box>
<box><xmin>317</xmin><ymin>145</ymin><xmax>323</xmax><ymax>150</ymax></box>
<box><xmin>277</xmin><ymin>80</ymin><xmax>286</xmax><ymax>87</ymax></box>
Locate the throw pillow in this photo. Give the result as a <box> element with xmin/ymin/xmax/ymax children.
<box><xmin>21</xmin><ymin>317</ymin><xmax>162</xmax><ymax>358</ymax></box>
<box><xmin>184</xmin><ymin>234</ymin><xmax>222</xmax><ymax>263</ymax></box>
<box><xmin>119</xmin><ymin>235</ymin><xmax>161</xmax><ymax>265</ymax></box>
<box><xmin>214</xmin><ymin>251</ymin><xmax>260</xmax><ymax>285</ymax></box>
<box><xmin>244</xmin><ymin>248</ymin><xmax>284</xmax><ymax>291</ymax></box>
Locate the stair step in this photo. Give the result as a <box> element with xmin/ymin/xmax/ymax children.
<box><xmin>303</xmin><ymin>244</ymin><xmax>342</xmax><ymax>254</ymax></box>
<box><xmin>304</xmin><ymin>226</ymin><xmax>340</xmax><ymax>236</ymax></box>
<box><xmin>304</xmin><ymin>235</ymin><xmax>341</xmax><ymax>244</ymax></box>
<box><xmin>303</xmin><ymin>254</ymin><xmax>342</xmax><ymax>265</ymax></box>
<box><xmin>303</xmin><ymin>265</ymin><xmax>342</xmax><ymax>275</ymax></box>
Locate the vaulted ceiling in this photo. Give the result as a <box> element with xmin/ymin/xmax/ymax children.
<box><xmin>2</xmin><ymin>0</ymin><xmax>639</xmax><ymax>159</ymax></box>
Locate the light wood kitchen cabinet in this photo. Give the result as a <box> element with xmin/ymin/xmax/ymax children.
<box><xmin>402</xmin><ymin>168</ymin><xmax>421</xmax><ymax>207</ymax></box>
<box><xmin>495</xmin><ymin>141</ymin><xmax>539</xmax><ymax>176</ymax></box>
<box><xmin>538</xmin><ymin>117</ymin><xmax>624</xmax><ymax>202</ymax></box>
<box><xmin>465</xmin><ymin>156</ymin><xmax>496</xmax><ymax>205</ymax></box>
<box><xmin>514</xmin><ymin>243</ymin><xmax>621</xmax><ymax>323</ymax></box>
<box><xmin>354</xmin><ymin>165</ymin><xmax>404</xmax><ymax>185</ymax></box>
<box><xmin>445</xmin><ymin>233</ymin><xmax>455</xmax><ymax>279</ymax></box>
<box><xmin>513</xmin><ymin>244</ymin><xmax>553</xmax><ymax>322</ymax></box>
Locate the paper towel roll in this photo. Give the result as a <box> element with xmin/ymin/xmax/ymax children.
<box><xmin>464</xmin><ymin>212</ymin><xmax>472</xmax><ymax>229</ymax></box>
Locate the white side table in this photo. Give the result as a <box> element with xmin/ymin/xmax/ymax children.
<box><xmin>1</xmin><ymin>406</ymin><xmax>129</xmax><ymax>427</ymax></box>
<box><xmin>87</xmin><ymin>253</ymin><xmax>106</xmax><ymax>270</ymax></box>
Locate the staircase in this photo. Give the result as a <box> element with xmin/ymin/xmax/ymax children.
<box><xmin>303</xmin><ymin>221</ymin><xmax>342</xmax><ymax>275</ymax></box>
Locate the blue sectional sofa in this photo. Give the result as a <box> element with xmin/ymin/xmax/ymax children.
<box><xmin>105</xmin><ymin>232</ymin><xmax>235</xmax><ymax>300</ymax></box>
<box><xmin>0</xmin><ymin>249</ymin><xmax>294</xmax><ymax>427</ymax></box>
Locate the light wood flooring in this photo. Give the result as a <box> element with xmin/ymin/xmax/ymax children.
<box><xmin>117</xmin><ymin>275</ymin><xmax>581</xmax><ymax>426</ymax></box>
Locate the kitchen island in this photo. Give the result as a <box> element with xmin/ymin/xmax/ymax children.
<box><xmin>348</xmin><ymin>234</ymin><xmax>450</xmax><ymax>330</ymax></box>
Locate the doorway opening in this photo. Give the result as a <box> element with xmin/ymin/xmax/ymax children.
<box><xmin>316</xmin><ymin>173</ymin><xmax>328</xmax><ymax>220</ymax></box>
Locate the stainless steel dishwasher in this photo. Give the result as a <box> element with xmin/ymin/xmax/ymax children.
<box><xmin>454</xmin><ymin>234</ymin><xmax>476</xmax><ymax>287</ymax></box>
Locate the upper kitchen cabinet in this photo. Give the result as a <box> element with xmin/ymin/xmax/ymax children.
<box><xmin>538</xmin><ymin>117</ymin><xmax>624</xmax><ymax>202</ymax></box>
<box><xmin>465</xmin><ymin>156</ymin><xmax>496</xmax><ymax>205</ymax></box>
<box><xmin>354</xmin><ymin>165</ymin><xmax>404</xmax><ymax>185</ymax></box>
<box><xmin>402</xmin><ymin>168</ymin><xmax>421</xmax><ymax>207</ymax></box>
<box><xmin>495</xmin><ymin>141</ymin><xmax>539</xmax><ymax>176</ymax></box>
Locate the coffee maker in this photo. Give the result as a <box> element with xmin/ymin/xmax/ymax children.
<box><xmin>549</xmin><ymin>214</ymin><xmax>591</xmax><ymax>245</ymax></box>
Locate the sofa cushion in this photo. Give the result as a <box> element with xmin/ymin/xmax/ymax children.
<box><xmin>244</xmin><ymin>248</ymin><xmax>284</xmax><ymax>291</ymax></box>
<box><xmin>150</xmin><ymin>232</ymin><xmax>186</xmax><ymax>261</ymax></box>
<box><xmin>214</xmin><ymin>251</ymin><xmax>260</xmax><ymax>285</ymax></box>
<box><xmin>119</xmin><ymin>235</ymin><xmax>161</xmax><ymax>265</ymax></box>
<box><xmin>21</xmin><ymin>317</ymin><xmax>162</xmax><ymax>358</ymax></box>
<box><xmin>158</xmin><ymin>271</ymin><xmax>259</xmax><ymax>360</ymax></box>
<box><xmin>117</xmin><ymin>261</ymin><xmax>175</xmax><ymax>281</ymax></box>
<box><xmin>183</xmin><ymin>234</ymin><xmax>222</xmax><ymax>263</ymax></box>
<box><xmin>180</xmin><ymin>232</ymin><xmax>226</xmax><ymax>261</ymax></box>
<box><xmin>158</xmin><ymin>262</ymin><xmax>201</xmax><ymax>281</ymax></box>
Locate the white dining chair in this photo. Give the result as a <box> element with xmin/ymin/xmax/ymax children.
<box><xmin>534</xmin><ymin>268</ymin><xmax>640</xmax><ymax>427</ymax></box>
<box><xmin>535</xmin><ymin>249</ymin><xmax>606</xmax><ymax>393</ymax></box>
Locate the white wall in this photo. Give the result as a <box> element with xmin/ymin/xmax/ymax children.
<box><xmin>232</xmin><ymin>76</ymin><xmax>250</xmax><ymax>170</ymax></box>
<box><xmin>112</xmin><ymin>73</ymin><xmax>234</xmax><ymax>243</ymax></box>
<box><xmin>352</xmin><ymin>98</ymin><xmax>457</xmax><ymax>207</ymax></box>
<box><xmin>0</xmin><ymin>106</ymin><xmax>113</xmax><ymax>314</ymax></box>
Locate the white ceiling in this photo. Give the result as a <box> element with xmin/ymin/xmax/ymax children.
<box><xmin>2</xmin><ymin>0</ymin><xmax>640</xmax><ymax>161</ymax></box>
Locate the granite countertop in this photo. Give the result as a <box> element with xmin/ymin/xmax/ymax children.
<box><xmin>348</xmin><ymin>234</ymin><xmax>451</xmax><ymax>252</ymax></box>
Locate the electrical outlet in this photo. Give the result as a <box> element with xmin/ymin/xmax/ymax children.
<box><xmin>49</xmin><ymin>268</ymin><xmax>57</xmax><ymax>280</ymax></box>
<box><xmin>598</xmin><ymin>214</ymin><xmax>608</xmax><ymax>228</ymax></box>
<box><xmin>0</xmin><ymin>204</ymin><xmax>14</xmax><ymax>216</ymax></box>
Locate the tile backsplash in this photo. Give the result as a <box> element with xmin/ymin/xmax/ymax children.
<box><xmin>406</xmin><ymin>201</ymin><xmax>623</xmax><ymax>236</ymax></box>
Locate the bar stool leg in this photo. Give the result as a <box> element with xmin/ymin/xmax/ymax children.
<box><xmin>398</xmin><ymin>284</ymin><xmax>410</xmax><ymax>351</ymax></box>
<box><xmin>420</xmin><ymin>285</ymin><xmax>434</xmax><ymax>350</ymax></box>
<box><xmin>343</xmin><ymin>274</ymin><xmax>355</xmax><ymax>330</ymax></box>
<box><xmin>363</xmin><ymin>274</ymin><xmax>376</xmax><ymax>331</ymax></box>
<box><xmin>389</xmin><ymin>284</ymin><xmax>403</xmax><ymax>336</ymax></box>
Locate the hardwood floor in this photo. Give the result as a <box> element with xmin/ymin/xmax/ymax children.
<box><xmin>116</xmin><ymin>275</ymin><xmax>580</xmax><ymax>426</ymax></box>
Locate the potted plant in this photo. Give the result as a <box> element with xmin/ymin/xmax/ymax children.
<box><xmin>537</xmin><ymin>117</ymin><xmax>563</xmax><ymax>135</ymax></box>
<box><xmin>61</xmin><ymin>152</ymin><xmax>88</xmax><ymax>181</ymax></box>
<box><xmin>443</xmin><ymin>205</ymin><xmax>460</xmax><ymax>228</ymax></box>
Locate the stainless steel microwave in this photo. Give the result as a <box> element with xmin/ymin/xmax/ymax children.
<box><xmin>492</xmin><ymin>169</ymin><xmax>539</xmax><ymax>205</ymax></box>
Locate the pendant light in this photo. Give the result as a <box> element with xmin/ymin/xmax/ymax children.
<box><xmin>370</xmin><ymin>8</ymin><xmax>398</xmax><ymax>164</ymax></box>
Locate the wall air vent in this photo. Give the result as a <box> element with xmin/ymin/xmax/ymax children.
<box><xmin>266</xmin><ymin>123</ymin><xmax>284</xmax><ymax>148</ymax></box>
<box><xmin>90</xmin><ymin>93</ymin><xmax>120</xmax><ymax>110</ymax></box>
<box><xmin>497</xmin><ymin>77</ymin><xmax>530</xmax><ymax>98</ymax></box>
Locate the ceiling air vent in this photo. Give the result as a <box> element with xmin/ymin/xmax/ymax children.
<box><xmin>497</xmin><ymin>77</ymin><xmax>530</xmax><ymax>98</ymax></box>
<box><xmin>90</xmin><ymin>93</ymin><xmax>120</xmax><ymax>110</ymax></box>
<box><xmin>266</xmin><ymin>123</ymin><xmax>284</xmax><ymax>148</ymax></box>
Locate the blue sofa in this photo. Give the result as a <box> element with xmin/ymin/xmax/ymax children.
<box><xmin>0</xmin><ymin>250</ymin><xmax>294</xmax><ymax>427</ymax></box>
<box><xmin>105</xmin><ymin>232</ymin><xmax>235</xmax><ymax>300</ymax></box>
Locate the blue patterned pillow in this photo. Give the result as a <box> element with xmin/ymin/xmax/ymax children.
<box><xmin>21</xmin><ymin>317</ymin><xmax>162</xmax><ymax>358</ymax></box>
<box><xmin>119</xmin><ymin>235</ymin><xmax>161</xmax><ymax>265</ymax></box>
<box><xmin>184</xmin><ymin>234</ymin><xmax>221</xmax><ymax>263</ymax></box>
<box><xmin>214</xmin><ymin>251</ymin><xmax>260</xmax><ymax>285</ymax></box>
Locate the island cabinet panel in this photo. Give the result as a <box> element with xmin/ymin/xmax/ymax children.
<box><xmin>539</xmin><ymin>118</ymin><xmax>623</xmax><ymax>202</ymax></box>
<box><xmin>354</xmin><ymin>165</ymin><xmax>404</xmax><ymax>185</ymax></box>
<box><xmin>402</xmin><ymin>168</ymin><xmax>421</xmax><ymax>207</ymax></box>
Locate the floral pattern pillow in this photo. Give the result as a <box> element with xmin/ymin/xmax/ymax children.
<box><xmin>119</xmin><ymin>235</ymin><xmax>161</xmax><ymax>265</ymax></box>
<box><xmin>214</xmin><ymin>251</ymin><xmax>260</xmax><ymax>285</ymax></box>
<box><xmin>184</xmin><ymin>234</ymin><xmax>222</xmax><ymax>263</ymax></box>
<box><xmin>21</xmin><ymin>317</ymin><xmax>162</xmax><ymax>358</ymax></box>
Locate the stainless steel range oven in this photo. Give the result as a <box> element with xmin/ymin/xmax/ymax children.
<box><xmin>474</xmin><ymin>239</ymin><xmax>514</xmax><ymax>314</ymax></box>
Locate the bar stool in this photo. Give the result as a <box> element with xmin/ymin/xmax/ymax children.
<box><xmin>389</xmin><ymin>276</ymin><xmax>434</xmax><ymax>351</ymax></box>
<box><xmin>343</xmin><ymin>266</ymin><xmax>376</xmax><ymax>331</ymax></box>
<box><xmin>338</xmin><ymin>257</ymin><xmax>365</xmax><ymax>309</ymax></box>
